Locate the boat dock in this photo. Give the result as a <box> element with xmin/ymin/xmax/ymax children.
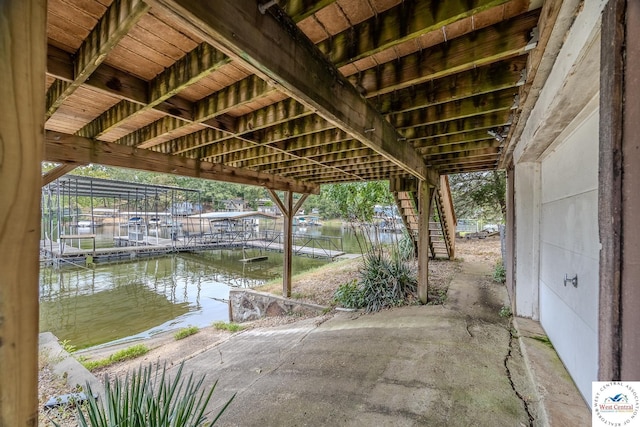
<box><xmin>40</xmin><ymin>230</ymin><xmax>345</xmax><ymax>266</ymax></box>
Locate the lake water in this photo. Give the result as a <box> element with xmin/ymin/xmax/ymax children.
<box><xmin>39</xmin><ymin>223</ymin><xmax>387</xmax><ymax>349</ymax></box>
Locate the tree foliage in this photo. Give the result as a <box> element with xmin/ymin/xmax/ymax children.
<box><xmin>448</xmin><ymin>171</ymin><xmax>506</xmax><ymax>223</ymax></box>
<box><xmin>315</xmin><ymin>181</ymin><xmax>393</xmax><ymax>221</ymax></box>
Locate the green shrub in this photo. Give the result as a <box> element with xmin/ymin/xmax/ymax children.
<box><xmin>71</xmin><ymin>363</ymin><xmax>234</xmax><ymax>427</ymax></box>
<box><xmin>82</xmin><ymin>344</ymin><xmax>149</xmax><ymax>371</ymax></box>
<box><xmin>493</xmin><ymin>261</ymin><xmax>506</xmax><ymax>283</ymax></box>
<box><xmin>333</xmin><ymin>279</ymin><xmax>364</xmax><ymax>309</ymax></box>
<box><xmin>174</xmin><ymin>326</ymin><xmax>199</xmax><ymax>341</ymax></box>
<box><xmin>212</xmin><ymin>321</ymin><xmax>244</xmax><ymax>333</ymax></box>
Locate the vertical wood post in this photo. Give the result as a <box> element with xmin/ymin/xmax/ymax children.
<box><xmin>505</xmin><ymin>163</ymin><xmax>516</xmax><ymax>306</ymax></box>
<box><xmin>600</xmin><ymin>0</ymin><xmax>640</xmax><ymax>381</ymax></box>
<box><xmin>282</xmin><ymin>192</ymin><xmax>294</xmax><ymax>297</ymax></box>
<box><xmin>0</xmin><ymin>0</ymin><xmax>46</xmax><ymax>425</ymax></box>
<box><xmin>417</xmin><ymin>180</ymin><xmax>433</xmax><ymax>304</ymax></box>
<box><xmin>599</xmin><ymin>0</ymin><xmax>625</xmax><ymax>382</ymax></box>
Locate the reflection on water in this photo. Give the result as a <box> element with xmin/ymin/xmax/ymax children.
<box><xmin>38</xmin><ymin>223</ymin><xmax>402</xmax><ymax>349</ymax></box>
<box><xmin>40</xmin><ymin>249</ymin><xmax>326</xmax><ymax>349</ymax></box>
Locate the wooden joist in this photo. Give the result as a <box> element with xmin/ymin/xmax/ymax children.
<box><xmin>45</xmin><ymin>0</ymin><xmax>150</xmax><ymax>119</ymax></box>
<box><xmin>44</xmin><ymin>131</ymin><xmax>319</xmax><ymax>194</ymax></box>
<box><xmin>147</xmin><ymin>0</ymin><xmax>435</xmax><ymax>185</ymax></box>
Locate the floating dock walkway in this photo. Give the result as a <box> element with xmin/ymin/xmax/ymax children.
<box><xmin>40</xmin><ymin>230</ymin><xmax>345</xmax><ymax>266</ymax></box>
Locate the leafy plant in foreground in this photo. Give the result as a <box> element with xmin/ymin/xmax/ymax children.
<box><xmin>72</xmin><ymin>362</ymin><xmax>234</xmax><ymax>427</ymax></box>
<box><xmin>333</xmin><ymin>279</ymin><xmax>364</xmax><ymax>309</ymax></box>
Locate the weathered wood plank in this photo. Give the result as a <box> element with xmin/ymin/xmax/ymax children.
<box><xmin>0</xmin><ymin>1</ymin><xmax>46</xmax><ymax>425</ymax></box>
<box><xmin>77</xmin><ymin>43</ymin><xmax>229</xmax><ymax>138</ymax></box>
<box><xmin>417</xmin><ymin>139</ymin><xmax>500</xmax><ymax>155</ymax></box>
<box><xmin>147</xmin><ymin>0</ymin><xmax>433</xmax><ymax>184</ymax></box>
<box><xmin>403</xmin><ymin>111</ymin><xmax>512</xmax><ymax>141</ymax></box>
<box><xmin>44</xmin><ymin>131</ymin><xmax>320</xmax><ymax>194</ymax></box>
<box><xmin>418</xmin><ymin>181</ymin><xmax>433</xmax><ymax>303</ymax></box>
<box><xmin>387</xmin><ymin>88</ymin><xmax>516</xmax><ymax>129</ymax></box>
<box><xmin>598</xmin><ymin>0</ymin><xmax>624</xmax><ymax>382</ymax></box>
<box><xmin>349</xmin><ymin>10</ymin><xmax>539</xmax><ymax>97</ymax></box>
<box><xmin>372</xmin><ymin>56</ymin><xmax>526</xmax><ymax>115</ymax></box>
<box><xmin>46</xmin><ymin>0</ymin><xmax>150</xmax><ymax>119</ymax></box>
<box><xmin>412</xmin><ymin>130</ymin><xmax>496</xmax><ymax>149</ymax></box>
<box><xmin>319</xmin><ymin>0</ymin><xmax>510</xmax><ymax>66</ymax></box>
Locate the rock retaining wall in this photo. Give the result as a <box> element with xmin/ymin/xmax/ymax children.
<box><xmin>229</xmin><ymin>289</ymin><xmax>327</xmax><ymax>322</ymax></box>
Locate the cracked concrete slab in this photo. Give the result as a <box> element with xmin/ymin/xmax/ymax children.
<box><xmin>164</xmin><ymin>260</ymin><xmax>589</xmax><ymax>426</ymax></box>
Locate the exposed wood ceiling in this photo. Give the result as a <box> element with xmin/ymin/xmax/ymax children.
<box><xmin>44</xmin><ymin>0</ymin><xmax>546</xmax><ymax>193</ymax></box>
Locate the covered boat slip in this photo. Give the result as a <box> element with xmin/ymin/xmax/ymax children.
<box><xmin>5</xmin><ymin>0</ymin><xmax>640</xmax><ymax>423</ymax></box>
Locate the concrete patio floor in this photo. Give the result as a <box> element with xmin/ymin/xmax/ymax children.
<box><xmin>175</xmin><ymin>261</ymin><xmax>590</xmax><ymax>426</ymax></box>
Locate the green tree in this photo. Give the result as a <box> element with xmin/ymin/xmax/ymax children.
<box><xmin>448</xmin><ymin>171</ymin><xmax>506</xmax><ymax>223</ymax></box>
<box><xmin>320</xmin><ymin>181</ymin><xmax>393</xmax><ymax>222</ymax></box>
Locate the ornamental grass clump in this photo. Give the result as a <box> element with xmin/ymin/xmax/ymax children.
<box><xmin>358</xmin><ymin>250</ymin><xmax>417</xmax><ymax>312</ymax></box>
<box><xmin>333</xmin><ymin>223</ymin><xmax>417</xmax><ymax>313</ymax></box>
<box><xmin>70</xmin><ymin>362</ymin><xmax>234</xmax><ymax>427</ymax></box>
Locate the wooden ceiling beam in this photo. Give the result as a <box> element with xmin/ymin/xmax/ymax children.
<box><xmin>411</xmin><ymin>130</ymin><xmax>498</xmax><ymax>149</ymax></box>
<box><xmin>78</xmin><ymin>43</ymin><xmax>230</xmax><ymax>138</ymax></box>
<box><xmin>439</xmin><ymin>162</ymin><xmax>498</xmax><ymax>174</ymax></box>
<box><xmin>426</xmin><ymin>149</ymin><xmax>500</xmax><ymax>164</ymax></box>
<box><xmin>372</xmin><ymin>56</ymin><xmax>527</xmax><ymax>115</ymax></box>
<box><xmin>349</xmin><ymin>10</ymin><xmax>539</xmax><ymax>97</ymax></box>
<box><xmin>261</xmin><ymin>156</ymin><xmax>385</xmax><ymax>175</ymax></box>
<box><xmin>320</xmin><ymin>0</ymin><xmax>510</xmax><ymax>67</ymax></box>
<box><xmin>418</xmin><ymin>139</ymin><xmax>501</xmax><ymax>155</ymax></box>
<box><xmin>44</xmin><ymin>131</ymin><xmax>319</xmax><ymax>194</ymax></box>
<box><xmin>388</xmin><ymin>88</ymin><xmax>517</xmax><ymax>129</ymax></box>
<box><xmin>403</xmin><ymin>111</ymin><xmax>512</xmax><ymax>140</ymax></box>
<box><xmin>152</xmin><ymin>99</ymin><xmax>313</xmax><ymax>155</ymax></box>
<box><xmin>45</xmin><ymin>0</ymin><xmax>149</xmax><ymax>119</ymax></box>
<box><xmin>273</xmin><ymin>157</ymin><xmax>391</xmax><ymax>176</ymax></box>
<box><xmin>194</xmin><ymin>114</ymin><xmax>336</xmax><ymax>159</ymax></box>
<box><xmin>194</xmin><ymin>75</ymin><xmax>275</xmax><ymax>122</ymax></box>
<box><xmin>204</xmin><ymin>129</ymin><xmax>353</xmax><ymax>165</ymax></box>
<box><xmin>47</xmin><ymin>45</ymin><xmax>193</xmax><ymax>123</ymax></box>
<box><xmin>147</xmin><ymin>0</ymin><xmax>435</xmax><ymax>185</ymax></box>
<box><xmin>285</xmin><ymin>0</ymin><xmax>337</xmax><ymax>22</ymax></box>
<box><xmin>222</xmin><ymin>141</ymin><xmax>370</xmax><ymax>168</ymax></box>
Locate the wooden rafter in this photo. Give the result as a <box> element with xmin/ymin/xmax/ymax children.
<box><xmin>373</xmin><ymin>56</ymin><xmax>527</xmax><ymax>115</ymax></box>
<box><xmin>320</xmin><ymin>0</ymin><xmax>511</xmax><ymax>67</ymax></box>
<box><xmin>147</xmin><ymin>0</ymin><xmax>436</xmax><ymax>185</ymax></box>
<box><xmin>349</xmin><ymin>10</ymin><xmax>539</xmax><ymax>97</ymax></box>
<box><xmin>77</xmin><ymin>43</ymin><xmax>230</xmax><ymax>138</ymax></box>
<box><xmin>44</xmin><ymin>131</ymin><xmax>319</xmax><ymax>194</ymax></box>
<box><xmin>45</xmin><ymin>0</ymin><xmax>150</xmax><ymax>119</ymax></box>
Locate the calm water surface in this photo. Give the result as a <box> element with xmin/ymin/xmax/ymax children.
<box><xmin>39</xmin><ymin>224</ymin><xmax>380</xmax><ymax>349</ymax></box>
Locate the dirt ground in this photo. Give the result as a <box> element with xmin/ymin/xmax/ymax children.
<box><xmin>38</xmin><ymin>236</ymin><xmax>502</xmax><ymax>426</ymax></box>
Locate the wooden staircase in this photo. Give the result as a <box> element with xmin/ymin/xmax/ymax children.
<box><xmin>392</xmin><ymin>176</ymin><xmax>456</xmax><ymax>260</ymax></box>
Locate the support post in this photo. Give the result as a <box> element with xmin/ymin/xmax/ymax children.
<box><xmin>417</xmin><ymin>180</ymin><xmax>433</xmax><ymax>304</ymax></box>
<box><xmin>599</xmin><ymin>0</ymin><xmax>640</xmax><ymax>381</ymax></box>
<box><xmin>0</xmin><ymin>0</ymin><xmax>46</xmax><ymax>425</ymax></box>
<box><xmin>505</xmin><ymin>162</ymin><xmax>516</xmax><ymax>305</ymax></box>
<box><xmin>266</xmin><ymin>190</ymin><xmax>308</xmax><ymax>298</ymax></box>
<box><xmin>283</xmin><ymin>192</ymin><xmax>294</xmax><ymax>298</ymax></box>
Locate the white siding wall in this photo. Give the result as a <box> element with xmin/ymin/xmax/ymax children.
<box><xmin>539</xmin><ymin>107</ymin><xmax>599</xmax><ymax>403</ymax></box>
